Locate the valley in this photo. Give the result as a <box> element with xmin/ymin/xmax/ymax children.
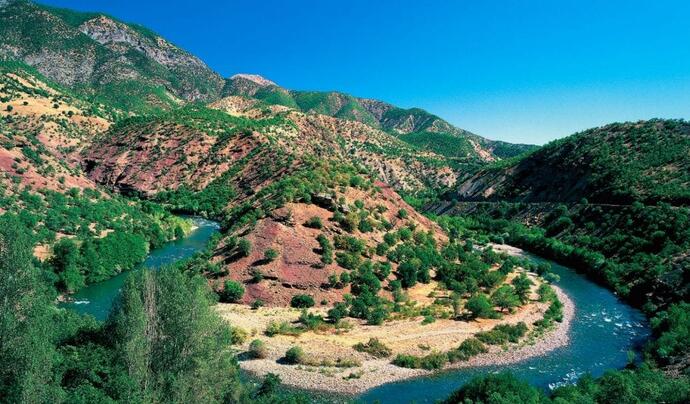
<box><xmin>0</xmin><ymin>1</ymin><xmax>688</xmax><ymax>404</ymax></box>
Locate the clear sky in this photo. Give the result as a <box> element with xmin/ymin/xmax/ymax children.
<box><xmin>38</xmin><ymin>0</ymin><xmax>690</xmax><ymax>145</ymax></box>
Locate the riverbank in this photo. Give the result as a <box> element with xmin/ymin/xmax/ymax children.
<box><xmin>219</xmin><ymin>282</ymin><xmax>574</xmax><ymax>395</ymax></box>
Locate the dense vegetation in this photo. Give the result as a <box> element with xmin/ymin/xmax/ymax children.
<box><xmin>444</xmin><ymin>368</ymin><xmax>689</xmax><ymax>403</ymax></box>
<box><xmin>455</xmin><ymin>119</ymin><xmax>690</xmax><ymax>204</ymax></box>
<box><xmin>0</xmin><ymin>216</ymin><xmax>310</xmax><ymax>403</ymax></box>
<box><xmin>0</xmin><ymin>180</ymin><xmax>187</xmax><ymax>292</ymax></box>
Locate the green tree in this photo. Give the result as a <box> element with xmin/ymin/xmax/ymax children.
<box><xmin>221</xmin><ymin>280</ymin><xmax>245</xmax><ymax>303</ymax></box>
<box><xmin>327</xmin><ymin>302</ymin><xmax>349</xmax><ymax>323</ymax></box>
<box><xmin>50</xmin><ymin>238</ymin><xmax>85</xmax><ymax>292</ymax></box>
<box><xmin>290</xmin><ymin>294</ymin><xmax>315</xmax><ymax>308</ymax></box>
<box><xmin>109</xmin><ymin>266</ymin><xmax>240</xmax><ymax>402</ymax></box>
<box><xmin>0</xmin><ymin>217</ymin><xmax>58</xmax><ymax>403</ymax></box>
<box><xmin>512</xmin><ymin>273</ymin><xmax>534</xmax><ymax>304</ymax></box>
<box><xmin>491</xmin><ymin>285</ymin><xmax>521</xmax><ymax>313</ymax></box>
<box><xmin>264</xmin><ymin>248</ymin><xmax>279</xmax><ymax>262</ymax></box>
<box><xmin>465</xmin><ymin>294</ymin><xmax>494</xmax><ymax>319</ymax></box>
<box><xmin>238</xmin><ymin>238</ymin><xmax>252</xmax><ymax>257</ymax></box>
<box><xmin>444</xmin><ymin>372</ymin><xmax>548</xmax><ymax>403</ymax></box>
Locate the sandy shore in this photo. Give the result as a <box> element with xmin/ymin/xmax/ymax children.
<box><xmin>229</xmin><ymin>286</ymin><xmax>573</xmax><ymax>395</ymax></box>
<box><xmin>218</xmin><ymin>239</ymin><xmax>575</xmax><ymax>396</ymax></box>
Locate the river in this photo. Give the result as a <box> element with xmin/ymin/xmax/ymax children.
<box><xmin>61</xmin><ymin>220</ymin><xmax>651</xmax><ymax>403</ymax></box>
<box><xmin>60</xmin><ymin>217</ymin><xmax>221</xmax><ymax>321</ymax></box>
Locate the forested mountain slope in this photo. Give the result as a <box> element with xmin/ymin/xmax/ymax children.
<box><xmin>454</xmin><ymin>119</ymin><xmax>690</xmax><ymax>205</ymax></box>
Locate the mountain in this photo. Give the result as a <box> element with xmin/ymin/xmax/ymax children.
<box><xmin>0</xmin><ymin>1</ymin><xmax>533</xmax><ymax>163</ymax></box>
<box><xmin>0</xmin><ymin>0</ymin><xmax>224</xmax><ymax>112</ymax></box>
<box><xmin>453</xmin><ymin>119</ymin><xmax>690</xmax><ymax>205</ymax></box>
<box><xmin>224</xmin><ymin>74</ymin><xmax>537</xmax><ymax>161</ymax></box>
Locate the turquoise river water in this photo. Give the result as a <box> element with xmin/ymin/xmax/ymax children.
<box><xmin>61</xmin><ymin>218</ymin><xmax>651</xmax><ymax>403</ymax></box>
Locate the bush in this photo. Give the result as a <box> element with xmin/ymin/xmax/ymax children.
<box><xmin>290</xmin><ymin>294</ymin><xmax>315</xmax><ymax>308</ymax></box>
<box><xmin>220</xmin><ymin>280</ymin><xmax>244</xmax><ymax>303</ymax></box>
<box><xmin>476</xmin><ymin>322</ymin><xmax>527</xmax><ymax>345</ymax></box>
<box><xmin>392</xmin><ymin>354</ymin><xmax>420</xmax><ymax>368</ymax></box>
<box><xmin>491</xmin><ymin>285</ymin><xmax>521</xmax><ymax>312</ymax></box>
<box><xmin>298</xmin><ymin>310</ymin><xmax>326</xmax><ymax>331</ymax></box>
<box><xmin>353</xmin><ymin>338</ymin><xmax>392</xmax><ymax>358</ymax></box>
<box><xmin>251</xmin><ymin>299</ymin><xmax>264</xmax><ymax>309</ymax></box>
<box><xmin>444</xmin><ymin>372</ymin><xmax>547</xmax><ymax>403</ymax></box>
<box><xmin>328</xmin><ymin>302</ymin><xmax>349</xmax><ymax>322</ymax></box>
<box><xmin>248</xmin><ymin>339</ymin><xmax>268</xmax><ymax>359</ymax></box>
<box><xmin>317</xmin><ymin>234</ymin><xmax>333</xmax><ymax>264</ymax></box>
<box><xmin>238</xmin><ymin>238</ymin><xmax>251</xmax><ymax>257</ymax></box>
<box><xmin>465</xmin><ymin>294</ymin><xmax>494</xmax><ymax>319</ymax></box>
<box><xmin>263</xmin><ymin>248</ymin><xmax>279</xmax><ymax>262</ymax></box>
<box><xmin>264</xmin><ymin>321</ymin><xmax>302</xmax><ymax>337</ymax></box>
<box><xmin>398</xmin><ymin>209</ymin><xmax>409</xmax><ymax>219</ymax></box>
<box><xmin>419</xmin><ymin>352</ymin><xmax>448</xmax><ymax>370</ymax></box>
<box><xmin>448</xmin><ymin>338</ymin><xmax>487</xmax><ymax>362</ymax></box>
<box><xmin>284</xmin><ymin>346</ymin><xmax>304</xmax><ymax>364</ymax></box>
<box><xmin>304</xmin><ymin>216</ymin><xmax>323</xmax><ymax>229</ymax></box>
<box><xmin>392</xmin><ymin>352</ymin><xmax>448</xmax><ymax>370</ymax></box>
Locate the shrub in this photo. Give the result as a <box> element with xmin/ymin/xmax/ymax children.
<box><xmin>238</xmin><ymin>238</ymin><xmax>252</xmax><ymax>257</ymax></box>
<box><xmin>317</xmin><ymin>234</ymin><xmax>333</xmax><ymax>264</ymax></box>
<box><xmin>358</xmin><ymin>219</ymin><xmax>373</xmax><ymax>233</ymax></box>
<box><xmin>512</xmin><ymin>273</ymin><xmax>534</xmax><ymax>303</ymax></box>
<box><xmin>328</xmin><ymin>302</ymin><xmax>349</xmax><ymax>322</ymax></box>
<box><xmin>284</xmin><ymin>346</ymin><xmax>305</xmax><ymax>364</ymax></box>
<box><xmin>353</xmin><ymin>338</ymin><xmax>392</xmax><ymax>358</ymax></box>
<box><xmin>265</xmin><ymin>321</ymin><xmax>302</xmax><ymax>337</ymax></box>
<box><xmin>251</xmin><ymin>299</ymin><xmax>265</xmax><ymax>309</ymax></box>
<box><xmin>290</xmin><ymin>294</ymin><xmax>315</xmax><ymax>308</ymax></box>
<box><xmin>298</xmin><ymin>310</ymin><xmax>326</xmax><ymax>331</ymax></box>
<box><xmin>392</xmin><ymin>354</ymin><xmax>420</xmax><ymax>368</ymax></box>
<box><xmin>476</xmin><ymin>322</ymin><xmax>528</xmax><ymax>345</ymax></box>
<box><xmin>366</xmin><ymin>305</ymin><xmax>388</xmax><ymax>325</ymax></box>
<box><xmin>397</xmin><ymin>209</ymin><xmax>409</xmax><ymax>219</ymax></box>
<box><xmin>251</xmin><ymin>268</ymin><xmax>264</xmax><ymax>283</ymax></box>
<box><xmin>220</xmin><ymin>280</ymin><xmax>244</xmax><ymax>303</ymax></box>
<box><xmin>491</xmin><ymin>285</ymin><xmax>521</xmax><ymax>312</ymax></box>
<box><xmin>304</xmin><ymin>216</ymin><xmax>323</xmax><ymax>229</ymax></box>
<box><xmin>264</xmin><ymin>248</ymin><xmax>279</xmax><ymax>262</ymax></box>
<box><xmin>419</xmin><ymin>352</ymin><xmax>448</xmax><ymax>370</ymax></box>
<box><xmin>448</xmin><ymin>338</ymin><xmax>487</xmax><ymax>362</ymax></box>
<box><xmin>249</xmin><ymin>339</ymin><xmax>268</xmax><ymax>359</ymax></box>
<box><xmin>465</xmin><ymin>294</ymin><xmax>494</xmax><ymax>319</ymax></box>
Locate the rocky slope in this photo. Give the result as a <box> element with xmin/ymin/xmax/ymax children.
<box><xmin>80</xmin><ymin>98</ymin><xmax>459</xmax><ymax>305</ymax></box>
<box><xmin>223</xmin><ymin>74</ymin><xmax>536</xmax><ymax>161</ymax></box>
<box><xmin>452</xmin><ymin>119</ymin><xmax>690</xmax><ymax>205</ymax></box>
<box><xmin>83</xmin><ymin>97</ymin><xmax>458</xmax><ymax>198</ymax></box>
<box><xmin>0</xmin><ymin>60</ymin><xmax>110</xmax><ymax>193</ymax></box>
<box><xmin>0</xmin><ymin>0</ymin><xmax>224</xmax><ymax>112</ymax></box>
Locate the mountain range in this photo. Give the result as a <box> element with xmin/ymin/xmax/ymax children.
<box><xmin>1</xmin><ymin>1</ymin><xmax>690</xmax><ymax>403</ymax></box>
<box><xmin>0</xmin><ymin>0</ymin><xmax>533</xmax><ymax>163</ymax></box>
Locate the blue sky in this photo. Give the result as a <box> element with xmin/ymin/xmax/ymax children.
<box><xmin>39</xmin><ymin>0</ymin><xmax>690</xmax><ymax>145</ymax></box>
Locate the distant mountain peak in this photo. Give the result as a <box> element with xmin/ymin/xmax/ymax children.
<box><xmin>230</xmin><ymin>74</ymin><xmax>276</xmax><ymax>87</ymax></box>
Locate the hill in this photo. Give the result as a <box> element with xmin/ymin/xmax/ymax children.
<box><xmin>454</xmin><ymin>119</ymin><xmax>690</xmax><ymax>205</ymax></box>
